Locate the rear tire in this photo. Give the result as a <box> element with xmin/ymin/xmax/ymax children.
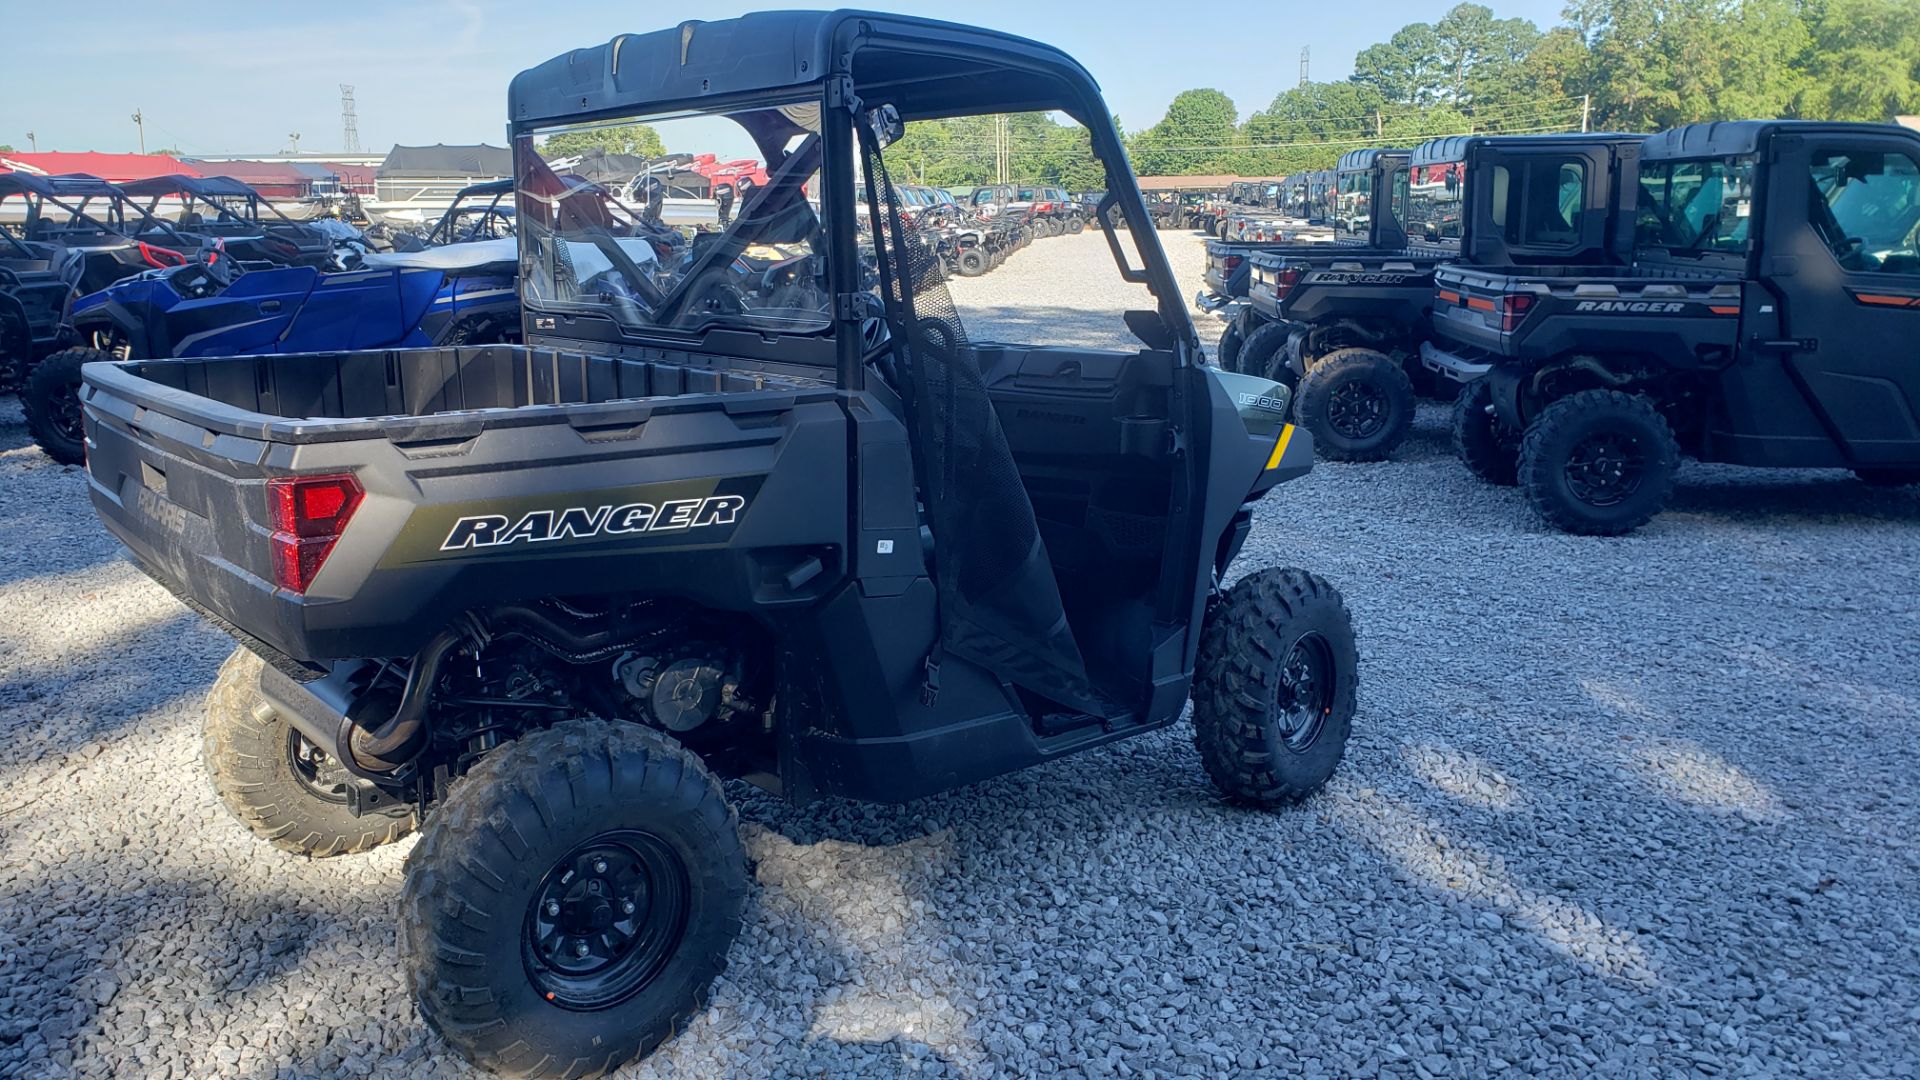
<box><xmin>1217</xmin><ymin>310</ymin><xmax>1249</xmax><ymax>372</ymax></box>
<box><xmin>1192</xmin><ymin>568</ymin><xmax>1358</xmax><ymax>807</ymax></box>
<box><xmin>1855</xmin><ymin>467</ymin><xmax>1920</xmax><ymax>487</ymax></box>
<box><xmin>204</xmin><ymin>648</ymin><xmax>416</xmax><ymax>857</ymax></box>
<box><xmin>1518</xmin><ymin>389</ymin><xmax>1678</xmax><ymax>536</ymax></box>
<box><xmin>402</xmin><ymin>720</ymin><xmax>747</xmax><ymax>1079</ymax></box>
<box><xmin>1292</xmin><ymin>348</ymin><xmax>1415</xmax><ymax>462</ymax></box>
<box><xmin>22</xmin><ymin>346</ymin><xmax>103</xmax><ymax>465</ymax></box>
<box><xmin>956</xmin><ymin>249</ymin><xmax>990</xmax><ymax>277</ymax></box>
<box><xmin>1452</xmin><ymin>378</ymin><xmax>1521</xmax><ymax>486</ymax></box>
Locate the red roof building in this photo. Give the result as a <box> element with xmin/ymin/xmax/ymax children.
<box><xmin>192</xmin><ymin>159</ymin><xmax>310</xmax><ymax>199</ymax></box>
<box><xmin>0</xmin><ymin>152</ymin><xmax>202</xmax><ymax>182</ymax></box>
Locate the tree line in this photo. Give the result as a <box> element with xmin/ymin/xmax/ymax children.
<box><xmin>541</xmin><ymin>0</ymin><xmax>1920</xmax><ymax>188</ymax></box>
<box><xmin>920</xmin><ymin>0</ymin><xmax>1920</xmax><ymax>184</ymax></box>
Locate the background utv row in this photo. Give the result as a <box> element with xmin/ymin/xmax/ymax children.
<box><xmin>1204</xmin><ymin>120</ymin><xmax>1920</xmax><ymax>535</ymax></box>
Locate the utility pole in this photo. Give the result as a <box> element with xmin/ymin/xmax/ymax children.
<box><xmin>1375</xmin><ymin>110</ymin><xmax>1384</xmax><ymax>140</ymax></box>
<box><xmin>287</xmin><ymin>131</ymin><xmax>302</xmax><ymax>154</ymax></box>
<box><xmin>1299</xmin><ymin>47</ymin><xmax>1309</xmax><ymax>87</ymax></box>
<box><xmin>25</xmin><ymin>131</ymin><xmax>35</xmax><ymax>152</ymax></box>
<box><xmin>1580</xmin><ymin>94</ymin><xmax>1591</xmax><ymax>134</ymax></box>
<box><xmin>340</xmin><ymin>85</ymin><xmax>361</xmax><ymax>154</ymax></box>
<box><xmin>131</xmin><ymin>109</ymin><xmax>145</xmax><ymax>155</ymax></box>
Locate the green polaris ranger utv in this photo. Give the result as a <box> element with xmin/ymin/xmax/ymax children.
<box><xmin>78</xmin><ymin>11</ymin><xmax>1357</xmax><ymax>1076</ymax></box>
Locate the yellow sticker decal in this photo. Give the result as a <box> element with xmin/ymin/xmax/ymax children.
<box><xmin>1266</xmin><ymin>424</ymin><xmax>1296</xmax><ymax>470</ymax></box>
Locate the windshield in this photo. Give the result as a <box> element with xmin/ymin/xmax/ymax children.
<box><xmin>516</xmin><ymin>100</ymin><xmax>830</xmax><ymax>338</ymax></box>
<box><xmin>1637</xmin><ymin>156</ymin><xmax>1754</xmax><ymax>254</ymax></box>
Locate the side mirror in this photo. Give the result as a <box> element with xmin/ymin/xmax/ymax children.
<box><xmin>865</xmin><ymin>104</ymin><xmax>904</xmax><ymax>149</ymax></box>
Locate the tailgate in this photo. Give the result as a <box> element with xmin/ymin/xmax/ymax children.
<box><xmin>81</xmin><ymin>360</ymin><xmax>309</xmax><ymax>658</ymax></box>
<box><xmin>1431</xmin><ymin>265</ymin><xmax>1530</xmax><ymax>354</ymax></box>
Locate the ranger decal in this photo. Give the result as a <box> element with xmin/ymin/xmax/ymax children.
<box><xmin>442</xmin><ymin>496</ymin><xmax>748</xmax><ymax>551</ymax></box>
<box><xmin>1574</xmin><ymin>301</ymin><xmax>1688</xmax><ymax>313</ymax></box>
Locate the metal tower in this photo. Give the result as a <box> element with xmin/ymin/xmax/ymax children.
<box><xmin>340</xmin><ymin>85</ymin><xmax>361</xmax><ymax>154</ymax></box>
<box><xmin>1299</xmin><ymin>47</ymin><xmax>1310</xmax><ymax>87</ymax></box>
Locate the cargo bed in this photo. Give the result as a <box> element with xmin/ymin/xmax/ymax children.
<box><xmin>82</xmin><ymin>345</ymin><xmax>845</xmax><ymax>664</ymax></box>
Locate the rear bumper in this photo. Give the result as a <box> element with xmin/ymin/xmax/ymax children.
<box><xmin>1419</xmin><ymin>340</ymin><xmax>1491</xmax><ymax>383</ymax></box>
<box><xmin>1195</xmin><ymin>288</ymin><xmax>1231</xmax><ymax>313</ymax></box>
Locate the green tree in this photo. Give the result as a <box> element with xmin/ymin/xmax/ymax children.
<box><xmin>1798</xmin><ymin>0</ymin><xmax>1920</xmax><ymax>120</ymax></box>
<box><xmin>1568</xmin><ymin>0</ymin><xmax>1808</xmax><ymax>129</ymax></box>
<box><xmin>0</xmin><ymin>144</ymin><xmax>13</xmax><ymax>153</ymax></box>
<box><xmin>1129</xmin><ymin>89</ymin><xmax>1241</xmax><ymax>175</ymax></box>
<box><xmin>1353</xmin><ymin>4</ymin><xmax>1543</xmax><ymax>113</ymax></box>
<box><xmin>1239</xmin><ymin>81</ymin><xmax>1389</xmax><ymax>175</ymax></box>
<box><xmin>539</xmin><ymin>124</ymin><xmax>666</xmax><ymax>159</ymax></box>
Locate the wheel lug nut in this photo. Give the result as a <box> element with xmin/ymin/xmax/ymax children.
<box><xmin>574</xmin><ymin>941</ymin><xmax>590</xmax><ymax>957</ymax></box>
<box><xmin>621</xmin><ymin>899</ymin><xmax>635</xmax><ymax>915</ymax></box>
<box><xmin>592</xmin><ymin>858</ymin><xmax>608</xmax><ymax>874</ymax></box>
<box><xmin>544</xmin><ymin>900</ymin><xmax>560</xmax><ymax>917</ymax></box>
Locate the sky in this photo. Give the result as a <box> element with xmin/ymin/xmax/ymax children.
<box><xmin>0</xmin><ymin>0</ymin><xmax>1569</xmax><ymax>158</ymax></box>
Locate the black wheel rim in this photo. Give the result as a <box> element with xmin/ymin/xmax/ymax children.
<box><xmin>1326</xmin><ymin>379</ymin><xmax>1389</xmax><ymax>440</ymax></box>
<box><xmin>286</xmin><ymin>729</ymin><xmax>353</xmax><ymax>805</ymax></box>
<box><xmin>1273</xmin><ymin>633</ymin><xmax>1334</xmax><ymax>751</ymax></box>
<box><xmin>50</xmin><ymin>376</ymin><xmax>85</xmax><ymax>444</ymax></box>
<box><xmin>523</xmin><ymin>830</ymin><xmax>691</xmax><ymax>1011</ymax></box>
<box><xmin>1564</xmin><ymin>431</ymin><xmax>1645</xmax><ymax>507</ymax></box>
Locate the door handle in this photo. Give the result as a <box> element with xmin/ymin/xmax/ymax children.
<box><xmin>259</xmin><ymin>300</ymin><xmax>282</xmax><ymax>313</ymax></box>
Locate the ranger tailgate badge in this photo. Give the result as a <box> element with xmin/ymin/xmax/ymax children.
<box><xmin>442</xmin><ymin>496</ymin><xmax>747</xmax><ymax>550</ymax></box>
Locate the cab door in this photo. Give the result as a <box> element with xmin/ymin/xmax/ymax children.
<box><xmin>1767</xmin><ymin>132</ymin><xmax>1920</xmax><ymax>466</ymax></box>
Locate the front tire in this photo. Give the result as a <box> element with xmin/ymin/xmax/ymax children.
<box><xmin>22</xmin><ymin>346</ymin><xmax>101</xmax><ymax>465</ymax></box>
<box><xmin>204</xmin><ymin>648</ymin><xmax>416</xmax><ymax>856</ymax></box>
<box><xmin>956</xmin><ymin>249</ymin><xmax>989</xmax><ymax>277</ymax></box>
<box><xmin>402</xmin><ymin>720</ymin><xmax>747</xmax><ymax>1079</ymax></box>
<box><xmin>1238</xmin><ymin>321</ymin><xmax>1292</xmax><ymax>386</ymax></box>
<box><xmin>1518</xmin><ymin>389</ymin><xmax>1678</xmax><ymax>536</ymax></box>
<box><xmin>1452</xmin><ymin>379</ymin><xmax>1521</xmax><ymax>486</ymax></box>
<box><xmin>1192</xmin><ymin>568</ymin><xmax>1358</xmax><ymax>806</ymax></box>
<box><xmin>1292</xmin><ymin>348</ymin><xmax>1416</xmax><ymax>462</ymax></box>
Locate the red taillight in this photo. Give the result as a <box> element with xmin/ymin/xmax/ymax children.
<box><xmin>1224</xmin><ymin>255</ymin><xmax>1244</xmax><ymax>271</ymax></box>
<box><xmin>1499</xmin><ymin>293</ymin><xmax>1534</xmax><ymax>332</ymax></box>
<box><xmin>1273</xmin><ymin>265</ymin><xmax>1304</xmax><ymax>298</ymax></box>
<box><xmin>139</xmin><ymin>242</ymin><xmax>185</xmax><ymax>268</ymax></box>
<box><xmin>268</xmin><ymin>473</ymin><xmax>363</xmax><ymax>594</ymax></box>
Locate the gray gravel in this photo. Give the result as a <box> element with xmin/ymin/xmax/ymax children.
<box><xmin>3</xmin><ymin>228</ymin><xmax>1920</xmax><ymax>1078</ymax></box>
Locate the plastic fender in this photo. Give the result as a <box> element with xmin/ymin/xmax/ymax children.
<box><xmin>281</xmin><ymin>267</ymin><xmax>405</xmax><ymax>351</ymax></box>
<box><xmin>394</xmin><ymin>268</ymin><xmax>446</xmax><ymax>332</ymax></box>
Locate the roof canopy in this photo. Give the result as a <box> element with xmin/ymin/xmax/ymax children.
<box><xmin>118</xmin><ymin>174</ymin><xmax>263</xmax><ymax>199</ymax></box>
<box><xmin>0</xmin><ymin>172</ymin><xmax>123</xmax><ymax>199</ymax></box>
<box><xmin>508</xmin><ymin>10</ymin><xmax>1103</xmax><ymax>131</ymax></box>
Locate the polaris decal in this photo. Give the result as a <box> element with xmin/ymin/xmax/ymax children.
<box><xmin>441</xmin><ymin>496</ymin><xmax>747</xmax><ymax>551</ymax></box>
<box><xmin>384</xmin><ymin>475</ymin><xmax>764</xmax><ymax>567</ymax></box>
<box><xmin>1574</xmin><ymin>301</ymin><xmax>1688</xmax><ymax>313</ymax></box>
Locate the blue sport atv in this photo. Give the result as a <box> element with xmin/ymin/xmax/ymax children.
<box><xmin>24</xmin><ymin>237</ymin><xmax>519</xmax><ymax>463</ymax></box>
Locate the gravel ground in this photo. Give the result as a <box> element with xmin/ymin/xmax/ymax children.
<box><xmin>3</xmin><ymin>229</ymin><xmax>1919</xmax><ymax>1079</ymax></box>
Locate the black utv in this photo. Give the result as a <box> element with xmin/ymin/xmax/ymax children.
<box><xmin>0</xmin><ymin>174</ymin><xmax>214</xmax><ymax>397</ymax></box>
<box><xmin>1426</xmin><ymin>120</ymin><xmax>1920</xmax><ymax>534</ymax></box>
<box><xmin>1233</xmin><ymin>135</ymin><xmax>1645</xmax><ymax>461</ymax></box>
<box><xmin>1197</xmin><ymin>149</ymin><xmax>1409</xmax><ymax>339</ymax></box>
<box><xmin>78</xmin><ymin>11</ymin><xmax>1357</xmax><ymax>1077</ymax></box>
